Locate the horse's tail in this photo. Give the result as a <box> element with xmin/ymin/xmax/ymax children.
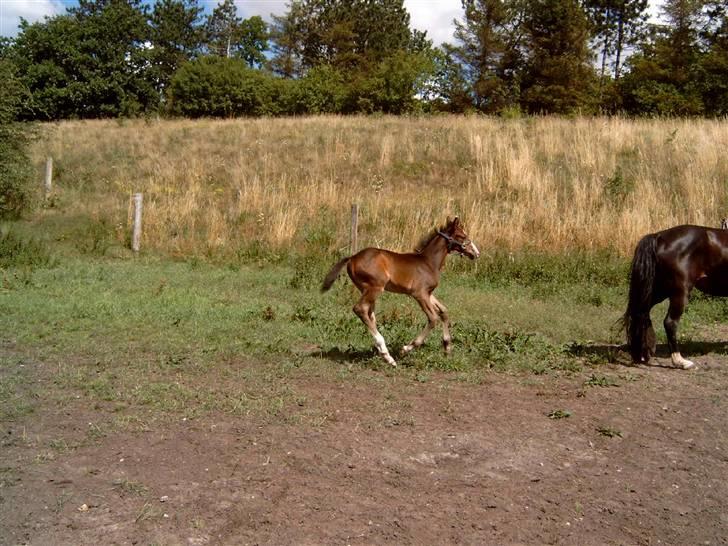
<box><xmin>621</xmin><ymin>233</ymin><xmax>658</xmax><ymax>362</ymax></box>
<box><xmin>321</xmin><ymin>256</ymin><xmax>350</xmax><ymax>292</ymax></box>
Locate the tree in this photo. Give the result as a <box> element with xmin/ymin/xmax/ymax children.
<box><xmin>620</xmin><ymin>0</ymin><xmax>705</xmax><ymax>115</ymax></box>
<box><xmin>423</xmin><ymin>46</ymin><xmax>475</xmax><ymax>112</ymax></box>
<box><xmin>269</xmin><ymin>0</ymin><xmax>427</xmax><ymax>73</ymax></box>
<box><xmin>8</xmin><ymin>14</ymin><xmax>86</xmax><ymax>120</ymax></box>
<box><xmin>0</xmin><ymin>60</ymin><xmax>35</xmax><ymax>219</ymax></box>
<box><xmin>448</xmin><ymin>0</ymin><xmax>526</xmax><ymax>113</ymax></box>
<box><xmin>236</xmin><ymin>16</ymin><xmax>269</xmax><ymax>68</ymax></box>
<box><xmin>148</xmin><ymin>0</ymin><xmax>205</xmax><ymax>96</ymax></box>
<box><xmin>695</xmin><ymin>0</ymin><xmax>728</xmax><ymax>114</ymax></box>
<box><xmin>8</xmin><ymin>0</ymin><xmax>157</xmax><ymax>118</ymax></box>
<box><xmin>584</xmin><ymin>0</ymin><xmax>648</xmax><ymax>84</ymax></box>
<box><xmin>205</xmin><ymin>0</ymin><xmax>241</xmax><ymax>58</ymax></box>
<box><xmin>70</xmin><ymin>0</ymin><xmax>156</xmax><ymax>116</ymax></box>
<box><xmin>268</xmin><ymin>0</ymin><xmax>434</xmax><ymax>113</ymax></box>
<box><xmin>205</xmin><ymin>1</ymin><xmax>268</xmax><ymax>67</ymax></box>
<box><xmin>520</xmin><ymin>0</ymin><xmax>596</xmax><ymax>114</ymax></box>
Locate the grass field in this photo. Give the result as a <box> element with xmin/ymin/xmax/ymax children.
<box><xmin>2</xmin><ymin>246</ymin><xmax>727</xmax><ymax>425</ymax></box>
<box><xmin>2</xmin><ymin>115</ymin><xmax>727</xmax><ymax>420</ymax></box>
<box><xmin>3</xmin><ymin>116</ymin><xmax>728</xmax><ymax>544</ymax></box>
<box><xmin>28</xmin><ymin>115</ymin><xmax>728</xmax><ymax>261</ymax></box>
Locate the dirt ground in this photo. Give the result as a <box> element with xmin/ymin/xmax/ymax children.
<box><xmin>1</xmin><ymin>348</ymin><xmax>728</xmax><ymax>546</ymax></box>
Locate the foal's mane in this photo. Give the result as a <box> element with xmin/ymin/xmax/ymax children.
<box><xmin>415</xmin><ymin>223</ymin><xmax>446</xmax><ymax>253</ymax></box>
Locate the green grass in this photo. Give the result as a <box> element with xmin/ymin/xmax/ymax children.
<box><xmin>1</xmin><ymin>233</ymin><xmax>727</xmax><ymax>424</ymax></box>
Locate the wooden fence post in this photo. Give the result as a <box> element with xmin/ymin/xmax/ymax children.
<box><xmin>44</xmin><ymin>157</ymin><xmax>53</xmax><ymax>199</ymax></box>
<box><xmin>350</xmin><ymin>203</ymin><xmax>359</xmax><ymax>254</ymax></box>
<box><xmin>132</xmin><ymin>193</ymin><xmax>143</xmax><ymax>253</ymax></box>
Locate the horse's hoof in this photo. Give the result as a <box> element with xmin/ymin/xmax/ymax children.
<box><xmin>400</xmin><ymin>344</ymin><xmax>414</xmax><ymax>355</ymax></box>
<box><xmin>671</xmin><ymin>352</ymin><xmax>695</xmax><ymax>369</ymax></box>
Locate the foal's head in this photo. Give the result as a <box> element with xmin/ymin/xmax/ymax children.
<box><xmin>438</xmin><ymin>217</ymin><xmax>480</xmax><ymax>260</ymax></box>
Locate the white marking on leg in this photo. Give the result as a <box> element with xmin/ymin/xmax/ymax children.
<box><xmin>374</xmin><ymin>331</ymin><xmax>396</xmax><ymax>366</ymax></box>
<box><xmin>671</xmin><ymin>352</ymin><xmax>695</xmax><ymax>369</ymax></box>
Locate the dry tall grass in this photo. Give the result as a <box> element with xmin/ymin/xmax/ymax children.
<box><xmin>33</xmin><ymin>115</ymin><xmax>728</xmax><ymax>258</ymax></box>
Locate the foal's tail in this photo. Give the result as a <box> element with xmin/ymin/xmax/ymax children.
<box><xmin>621</xmin><ymin>233</ymin><xmax>658</xmax><ymax>363</ymax></box>
<box><xmin>321</xmin><ymin>256</ymin><xmax>350</xmax><ymax>292</ymax></box>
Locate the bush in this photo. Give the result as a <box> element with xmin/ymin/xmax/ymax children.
<box><xmin>0</xmin><ymin>59</ymin><xmax>35</xmax><ymax>219</ymax></box>
<box><xmin>167</xmin><ymin>57</ymin><xmax>287</xmax><ymax>117</ymax></box>
<box><xmin>0</xmin><ymin>228</ymin><xmax>54</xmax><ymax>269</ymax></box>
<box><xmin>286</xmin><ymin>65</ymin><xmax>347</xmax><ymax>115</ymax></box>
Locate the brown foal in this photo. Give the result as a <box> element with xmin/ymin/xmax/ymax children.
<box><xmin>321</xmin><ymin>217</ymin><xmax>480</xmax><ymax>366</ymax></box>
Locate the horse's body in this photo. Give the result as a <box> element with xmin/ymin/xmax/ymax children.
<box><xmin>322</xmin><ymin>217</ymin><xmax>479</xmax><ymax>366</ymax></box>
<box><xmin>623</xmin><ymin>224</ymin><xmax>728</xmax><ymax>368</ymax></box>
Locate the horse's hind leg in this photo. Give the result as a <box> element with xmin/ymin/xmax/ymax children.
<box><xmin>353</xmin><ymin>288</ymin><xmax>396</xmax><ymax>366</ymax></box>
<box><xmin>664</xmin><ymin>291</ymin><xmax>695</xmax><ymax>369</ymax></box>
<box><xmin>401</xmin><ymin>292</ymin><xmax>439</xmax><ymax>355</ymax></box>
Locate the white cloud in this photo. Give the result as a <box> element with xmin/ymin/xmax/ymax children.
<box><xmin>0</xmin><ymin>0</ymin><xmax>66</xmax><ymax>37</ymax></box>
<box><xmin>232</xmin><ymin>0</ymin><xmax>290</xmax><ymax>20</ymax></box>
<box><xmin>405</xmin><ymin>0</ymin><xmax>462</xmax><ymax>45</ymax></box>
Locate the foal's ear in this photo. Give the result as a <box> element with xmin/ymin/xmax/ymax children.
<box><xmin>452</xmin><ymin>216</ymin><xmax>460</xmax><ymax>227</ymax></box>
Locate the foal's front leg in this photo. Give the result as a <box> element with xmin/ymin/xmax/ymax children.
<box><xmin>431</xmin><ymin>295</ymin><xmax>452</xmax><ymax>354</ymax></box>
<box><xmin>401</xmin><ymin>293</ymin><xmax>439</xmax><ymax>355</ymax></box>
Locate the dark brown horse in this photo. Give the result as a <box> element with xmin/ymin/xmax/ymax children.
<box><xmin>321</xmin><ymin>217</ymin><xmax>480</xmax><ymax>366</ymax></box>
<box><xmin>623</xmin><ymin>224</ymin><xmax>728</xmax><ymax>369</ymax></box>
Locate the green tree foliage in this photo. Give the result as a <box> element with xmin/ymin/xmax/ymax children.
<box><xmin>204</xmin><ymin>0</ymin><xmax>268</xmax><ymax>66</ymax></box>
<box><xmin>167</xmin><ymin>56</ymin><xmax>286</xmax><ymax>117</ymax></box>
<box><xmin>344</xmin><ymin>50</ymin><xmax>435</xmax><ymax>113</ymax></box>
<box><xmin>205</xmin><ymin>0</ymin><xmax>241</xmax><ymax>57</ymax></box>
<box><xmin>3</xmin><ymin>0</ymin><xmax>725</xmax><ymax>117</ymax></box>
<box><xmin>69</xmin><ymin>0</ymin><xmax>156</xmax><ymax>117</ymax></box>
<box><xmin>286</xmin><ymin>64</ymin><xmax>347</xmax><ymax>114</ymax></box>
<box><xmin>448</xmin><ymin>0</ymin><xmax>526</xmax><ymax>113</ymax></box>
<box><xmin>0</xmin><ymin>60</ymin><xmax>34</xmax><ymax>219</ymax></box>
<box><xmin>520</xmin><ymin>0</ymin><xmax>596</xmax><ymax>114</ymax></box>
<box><xmin>148</xmin><ymin>0</ymin><xmax>205</xmax><ymax>96</ymax></box>
<box><xmin>424</xmin><ymin>46</ymin><xmax>475</xmax><ymax>113</ymax></box>
<box><xmin>270</xmin><ymin>0</ymin><xmax>423</xmax><ymax>72</ymax></box>
<box><xmin>584</xmin><ymin>0</ymin><xmax>648</xmax><ymax>83</ymax></box>
<box><xmin>695</xmin><ymin>0</ymin><xmax>728</xmax><ymax>114</ymax></box>
<box><xmin>268</xmin><ymin>0</ymin><xmax>435</xmax><ymax>113</ymax></box>
<box><xmin>236</xmin><ymin>16</ymin><xmax>269</xmax><ymax>68</ymax></box>
<box><xmin>620</xmin><ymin>0</ymin><xmax>705</xmax><ymax>115</ymax></box>
<box><xmin>9</xmin><ymin>0</ymin><xmax>156</xmax><ymax>119</ymax></box>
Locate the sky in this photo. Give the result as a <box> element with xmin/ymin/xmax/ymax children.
<box><xmin>0</xmin><ymin>0</ymin><xmax>663</xmax><ymax>43</ymax></box>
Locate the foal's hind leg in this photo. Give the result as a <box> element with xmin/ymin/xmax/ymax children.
<box><xmin>431</xmin><ymin>295</ymin><xmax>452</xmax><ymax>354</ymax></box>
<box><xmin>664</xmin><ymin>291</ymin><xmax>695</xmax><ymax>369</ymax></box>
<box><xmin>353</xmin><ymin>288</ymin><xmax>396</xmax><ymax>366</ymax></box>
<box><xmin>401</xmin><ymin>292</ymin><xmax>439</xmax><ymax>355</ymax></box>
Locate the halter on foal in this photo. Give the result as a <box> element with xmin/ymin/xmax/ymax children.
<box><xmin>321</xmin><ymin>217</ymin><xmax>480</xmax><ymax>366</ymax></box>
<box><xmin>623</xmin><ymin>224</ymin><xmax>728</xmax><ymax>369</ymax></box>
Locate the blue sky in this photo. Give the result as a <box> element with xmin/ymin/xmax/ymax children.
<box><xmin>0</xmin><ymin>0</ymin><xmax>664</xmax><ymax>44</ymax></box>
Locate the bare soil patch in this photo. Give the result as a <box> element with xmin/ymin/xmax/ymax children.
<box><xmin>2</xmin><ymin>353</ymin><xmax>727</xmax><ymax>545</ymax></box>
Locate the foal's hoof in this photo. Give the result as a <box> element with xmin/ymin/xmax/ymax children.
<box><xmin>400</xmin><ymin>344</ymin><xmax>414</xmax><ymax>356</ymax></box>
<box><xmin>383</xmin><ymin>355</ymin><xmax>397</xmax><ymax>367</ymax></box>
